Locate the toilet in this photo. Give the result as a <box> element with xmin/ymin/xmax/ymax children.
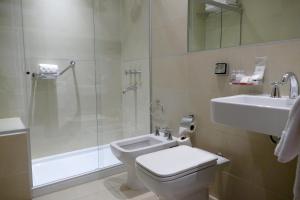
<box><xmin>110</xmin><ymin>134</ymin><xmax>177</xmax><ymax>189</ymax></box>
<box><xmin>135</xmin><ymin>145</ymin><xmax>228</xmax><ymax>200</ymax></box>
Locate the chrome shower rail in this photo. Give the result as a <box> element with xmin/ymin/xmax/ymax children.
<box><xmin>59</xmin><ymin>60</ymin><xmax>76</xmax><ymax>76</ymax></box>
<box><xmin>204</xmin><ymin>0</ymin><xmax>242</xmax><ymax>13</ymax></box>
<box><xmin>31</xmin><ymin>61</ymin><xmax>76</xmax><ymax>80</ymax></box>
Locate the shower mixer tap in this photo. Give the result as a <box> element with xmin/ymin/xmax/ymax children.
<box><xmin>122</xmin><ymin>83</ymin><xmax>138</xmax><ymax>94</ymax></box>
<box><xmin>123</xmin><ymin>69</ymin><xmax>142</xmax><ymax>94</ymax></box>
<box><xmin>125</xmin><ymin>69</ymin><xmax>142</xmax><ymax>75</ymax></box>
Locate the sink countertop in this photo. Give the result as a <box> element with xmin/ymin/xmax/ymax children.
<box><xmin>0</xmin><ymin>117</ymin><xmax>28</xmax><ymax>136</ymax></box>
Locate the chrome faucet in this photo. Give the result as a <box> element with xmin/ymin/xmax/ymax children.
<box><xmin>154</xmin><ymin>126</ymin><xmax>160</xmax><ymax>136</ymax></box>
<box><xmin>281</xmin><ymin>72</ymin><xmax>299</xmax><ymax>99</ymax></box>
<box><xmin>159</xmin><ymin>127</ymin><xmax>173</xmax><ymax>140</ymax></box>
<box><xmin>270</xmin><ymin>82</ymin><xmax>281</xmax><ymax>98</ymax></box>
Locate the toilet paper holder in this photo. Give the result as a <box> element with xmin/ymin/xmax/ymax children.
<box><xmin>177</xmin><ymin>115</ymin><xmax>195</xmax><ymax>147</ymax></box>
<box><xmin>180</xmin><ymin>114</ymin><xmax>195</xmax><ymax>131</ymax></box>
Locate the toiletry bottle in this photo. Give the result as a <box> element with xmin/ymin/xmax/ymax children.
<box><xmin>230</xmin><ymin>70</ymin><xmax>237</xmax><ymax>83</ymax></box>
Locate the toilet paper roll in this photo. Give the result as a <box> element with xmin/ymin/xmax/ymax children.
<box><xmin>179</xmin><ymin>127</ymin><xmax>189</xmax><ymax>137</ymax></box>
<box><xmin>179</xmin><ymin>123</ymin><xmax>196</xmax><ymax>137</ymax></box>
<box><xmin>177</xmin><ymin>136</ymin><xmax>192</xmax><ymax>147</ymax></box>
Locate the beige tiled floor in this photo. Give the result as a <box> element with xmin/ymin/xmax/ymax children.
<box><xmin>34</xmin><ymin>173</ymin><xmax>158</xmax><ymax>200</ymax></box>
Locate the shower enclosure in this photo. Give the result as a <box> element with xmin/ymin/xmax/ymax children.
<box><xmin>0</xmin><ymin>0</ymin><xmax>150</xmax><ymax>192</ymax></box>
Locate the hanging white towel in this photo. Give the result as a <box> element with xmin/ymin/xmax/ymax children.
<box><xmin>275</xmin><ymin>96</ymin><xmax>300</xmax><ymax>200</ymax></box>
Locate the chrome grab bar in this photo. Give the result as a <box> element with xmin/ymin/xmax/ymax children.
<box><xmin>30</xmin><ymin>61</ymin><xmax>76</xmax><ymax>80</ymax></box>
<box><xmin>59</xmin><ymin>60</ymin><xmax>76</xmax><ymax>76</ymax></box>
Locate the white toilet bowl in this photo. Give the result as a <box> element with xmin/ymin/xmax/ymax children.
<box><xmin>136</xmin><ymin>145</ymin><xmax>228</xmax><ymax>200</ymax></box>
<box><xmin>110</xmin><ymin>134</ymin><xmax>177</xmax><ymax>189</ymax></box>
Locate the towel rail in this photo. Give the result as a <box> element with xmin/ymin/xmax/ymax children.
<box><xmin>28</xmin><ymin>61</ymin><xmax>76</xmax><ymax>80</ymax></box>
<box><xmin>59</xmin><ymin>60</ymin><xmax>76</xmax><ymax>76</ymax></box>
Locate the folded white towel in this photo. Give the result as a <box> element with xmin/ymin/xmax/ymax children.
<box><xmin>39</xmin><ymin>64</ymin><xmax>59</xmax><ymax>74</ymax></box>
<box><xmin>275</xmin><ymin>96</ymin><xmax>300</xmax><ymax>200</ymax></box>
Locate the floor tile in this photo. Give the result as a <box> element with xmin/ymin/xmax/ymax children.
<box><xmin>34</xmin><ymin>173</ymin><xmax>158</xmax><ymax>200</ymax></box>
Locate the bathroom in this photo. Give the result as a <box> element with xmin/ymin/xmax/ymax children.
<box><xmin>0</xmin><ymin>0</ymin><xmax>299</xmax><ymax>199</ymax></box>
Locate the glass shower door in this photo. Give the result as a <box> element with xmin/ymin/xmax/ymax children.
<box><xmin>95</xmin><ymin>0</ymin><xmax>151</xmax><ymax>170</ymax></box>
<box><xmin>23</xmin><ymin>0</ymin><xmax>100</xmax><ymax>187</ymax></box>
<box><xmin>94</xmin><ymin>0</ymin><xmax>123</xmax><ymax>170</ymax></box>
<box><xmin>20</xmin><ymin>0</ymin><xmax>151</xmax><ymax>188</ymax></box>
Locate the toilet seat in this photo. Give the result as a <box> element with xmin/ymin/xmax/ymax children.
<box><xmin>136</xmin><ymin>146</ymin><xmax>218</xmax><ymax>182</ymax></box>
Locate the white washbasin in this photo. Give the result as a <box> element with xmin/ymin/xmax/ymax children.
<box><xmin>211</xmin><ymin>95</ymin><xmax>295</xmax><ymax>137</ymax></box>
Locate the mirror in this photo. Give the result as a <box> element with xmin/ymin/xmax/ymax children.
<box><xmin>188</xmin><ymin>0</ymin><xmax>300</xmax><ymax>52</ymax></box>
<box><xmin>188</xmin><ymin>0</ymin><xmax>242</xmax><ymax>51</ymax></box>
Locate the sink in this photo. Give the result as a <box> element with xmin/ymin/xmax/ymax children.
<box><xmin>211</xmin><ymin>95</ymin><xmax>295</xmax><ymax>137</ymax></box>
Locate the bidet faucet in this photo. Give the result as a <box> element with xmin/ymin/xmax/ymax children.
<box><xmin>160</xmin><ymin>127</ymin><xmax>172</xmax><ymax>139</ymax></box>
<box><xmin>167</xmin><ymin>132</ymin><xmax>173</xmax><ymax>140</ymax></box>
<box><xmin>270</xmin><ymin>82</ymin><xmax>281</xmax><ymax>98</ymax></box>
<box><xmin>281</xmin><ymin>72</ymin><xmax>299</xmax><ymax>99</ymax></box>
<box><xmin>154</xmin><ymin>126</ymin><xmax>160</xmax><ymax>136</ymax></box>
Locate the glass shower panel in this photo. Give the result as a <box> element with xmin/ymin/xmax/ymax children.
<box><xmin>120</xmin><ymin>0</ymin><xmax>150</xmax><ymax>138</ymax></box>
<box><xmin>0</xmin><ymin>0</ymin><xmax>26</xmax><ymax>120</ymax></box>
<box><xmin>93</xmin><ymin>0</ymin><xmax>123</xmax><ymax>170</ymax></box>
<box><xmin>22</xmin><ymin>0</ymin><xmax>99</xmax><ymax>186</ymax></box>
<box><xmin>3</xmin><ymin>0</ymin><xmax>152</xmax><ymax>188</ymax></box>
<box><xmin>95</xmin><ymin>0</ymin><xmax>150</xmax><ymax>169</ymax></box>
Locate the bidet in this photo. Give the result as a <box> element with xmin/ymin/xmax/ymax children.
<box><xmin>110</xmin><ymin>134</ymin><xmax>177</xmax><ymax>189</ymax></box>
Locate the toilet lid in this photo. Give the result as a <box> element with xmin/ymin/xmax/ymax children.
<box><xmin>136</xmin><ymin>146</ymin><xmax>218</xmax><ymax>180</ymax></box>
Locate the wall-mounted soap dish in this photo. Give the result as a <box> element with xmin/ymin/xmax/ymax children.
<box><xmin>229</xmin><ymin>57</ymin><xmax>266</xmax><ymax>86</ymax></box>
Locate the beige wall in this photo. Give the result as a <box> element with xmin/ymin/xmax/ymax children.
<box><xmin>152</xmin><ymin>0</ymin><xmax>298</xmax><ymax>199</ymax></box>
<box><xmin>0</xmin><ymin>0</ymin><xmax>26</xmax><ymax>119</ymax></box>
<box><xmin>0</xmin><ymin>2</ymin><xmax>31</xmax><ymax>198</ymax></box>
<box><xmin>0</xmin><ymin>132</ymin><xmax>31</xmax><ymax>200</ymax></box>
